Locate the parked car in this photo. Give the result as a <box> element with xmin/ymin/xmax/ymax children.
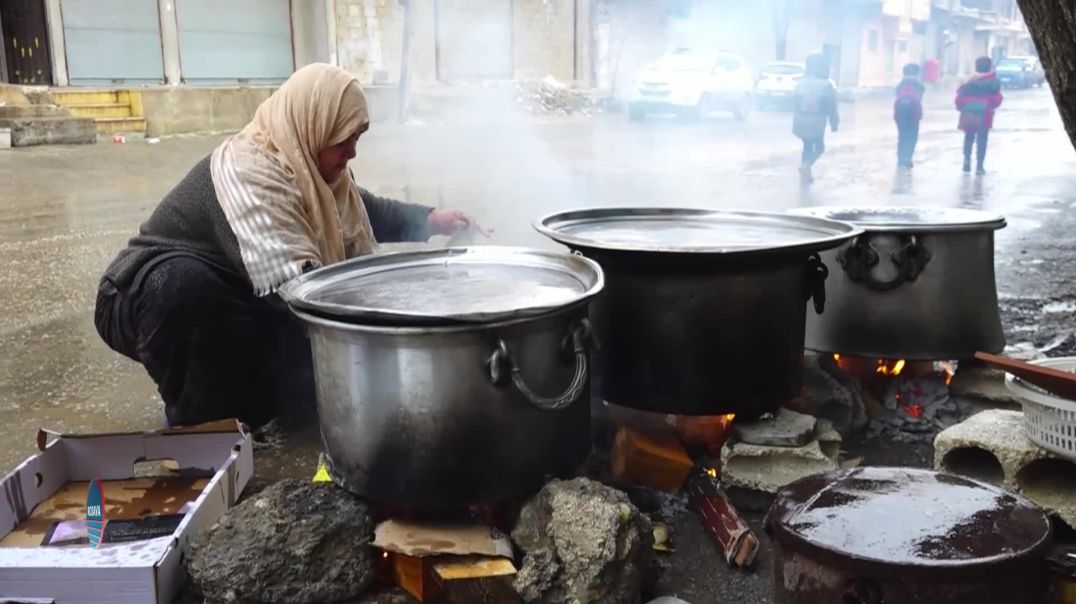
<box><xmin>755</xmin><ymin>61</ymin><xmax>805</xmax><ymax>109</ymax></box>
<box><xmin>996</xmin><ymin>56</ymin><xmax>1046</xmax><ymax>89</ymax></box>
<box><xmin>627</xmin><ymin>49</ymin><xmax>755</xmax><ymax>121</ymax></box>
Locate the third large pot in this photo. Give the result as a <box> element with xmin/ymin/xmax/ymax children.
<box><xmin>535</xmin><ymin>208</ymin><xmax>861</xmax><ymax>417</ymax></box>
<box><xmin>792</xmin><ymin>206</ymin><xmax>1006</xmax><ymax>359</ymax></box>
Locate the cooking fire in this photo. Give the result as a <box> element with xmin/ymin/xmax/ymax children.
<box><xmin>829</xmin><ymin>352</ymin><xmax>961</xmax><ymax>442</ymax></box>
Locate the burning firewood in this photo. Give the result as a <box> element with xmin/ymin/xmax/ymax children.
<box><xmin>685</xmin><ymin>469</ymin><xmax>760</xmax><ymax>569</ymax></box>
<box><xmin>610</xmin><ymin>424</ymin><xmax>694</xmax><ymax>492</ymax></box>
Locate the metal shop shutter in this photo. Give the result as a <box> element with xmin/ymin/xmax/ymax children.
<box><xmin>61</xmin><ymin>0</ymin><xmax>164</xmax><ymax>85</ymax></box>
<box><xmin>437</xmin><ymin>0</ymin><xmax>512</xmax><ymax>81</ymax></box>
<box><xmin>176</xmin><ymin>0</ymin><xmax>293</xmax><ymax>84</ymax></box>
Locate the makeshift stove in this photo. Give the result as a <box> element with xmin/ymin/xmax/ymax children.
<box><xmin>829</xmin><ymin>353</ymin><xmax>961</xmax><ymax>443</ymax></box>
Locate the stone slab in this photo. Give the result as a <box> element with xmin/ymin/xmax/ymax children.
<box><xmin>720</xmin><ymin>439</ymin><xmax>838</xmax><ymax>494</ymax></box>
<box><xmin>0</xmin><ymin>116</ymin><xmax>96</xmax><ymax>146</ymax></box>
<box><xmin>732</xmin><ymin>407</ymin><xmax>817</xmax><ymax>448</ymax></box>
<box><xmin>949</xmin><ymin>365</ymin><xmax>1022</xmax><ymax>409</ymax></box>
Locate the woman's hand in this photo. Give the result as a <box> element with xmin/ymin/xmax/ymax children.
<box><xmin>427</xmin><ymin>209</ymin><xmax>491</xmax><ymax>238</ymax></box>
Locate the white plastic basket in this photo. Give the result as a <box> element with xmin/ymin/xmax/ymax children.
<box><xmin>1004</xmin><ymin>356</ymin><xmax>1076</xmax><ymax>461</ymax></box>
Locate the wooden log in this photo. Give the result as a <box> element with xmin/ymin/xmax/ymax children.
<box><xmin>610</xmin><ymin>424</ymin><xmax>694</xmax><ymax>492</ymax></box>
<box><xmin>433</xmin><ymin>556</ymin><xmax>520</xmax><ymax>603</ymax></box>
<box><xmin>685</xmin><ymin>470</ymin><xmax>760</xmax><ymax>568</ymax></box>
<box><xmin>391</xmin><ymin>553</ymin><xmax>440</xmax><ymax>602</ymax></box>
<box><xmin>391</xmin><ymin>553</ymin><xmax>520</xmax><ymax>603</ymax></box>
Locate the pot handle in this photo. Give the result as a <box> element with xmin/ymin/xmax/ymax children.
<box><xmin>837</xmin><ymin>234</ymin><xmax>932</xmax><ymax>291</ymax></box>
<box><xmin>487</xmin><ymin>319</ymin><xmax>592</xmax><ymax>412</ymax></box>
<box><xmin>804</xmin><ymin>253</ymin><xmax>829</xmax><ymax>314</ymax></box>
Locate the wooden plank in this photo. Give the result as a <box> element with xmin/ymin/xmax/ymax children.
<box><xmin>610</xmin><ymin>424</ymin><xmax>694</xmax><ymax>492</ymax></box>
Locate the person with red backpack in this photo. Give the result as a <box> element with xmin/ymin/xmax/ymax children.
<box><xmin>894</xmin><ymin>63</ymin><xmax>925</xmax><ymax>169</ymax></box>
<box><xmin>955</xmin><ymin>56</ymin><xmax>1004</xmax><ymax>174</ymax></box>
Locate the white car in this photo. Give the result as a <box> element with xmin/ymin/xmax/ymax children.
<box><xmin>627</xmin><ymin>49</ymin><xmax>755</xmax><ymax>121</ymax></box>
<box><xmin>756</xmin><ymin>62</ymin><xmax>805</xmax><ymax>109</ymax></box>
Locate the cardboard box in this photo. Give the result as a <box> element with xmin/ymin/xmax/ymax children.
<box><xmin>0</xmin><ymin>420</ymin><xmax>253</xmax><ymax>604</ymax></box>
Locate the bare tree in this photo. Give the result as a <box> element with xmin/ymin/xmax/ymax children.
<box><xmin>1017</xmin><ymin>0</ymin><xmax>1076</xmax><ymax>149</ymax></box>
<box><xmin>771</xmin><ymin>0</ymin><xmax>794</xmax><ymax>61</ymax></box>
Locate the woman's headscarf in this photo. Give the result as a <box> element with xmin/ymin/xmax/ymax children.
<box><xmin>210</xmin><ymin>63</ymin><xmax>377</xmax><ymax>296</ymax></box>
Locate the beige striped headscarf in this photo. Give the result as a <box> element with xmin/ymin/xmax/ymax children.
<box><xmin>210</xmin><ymin>63</ymin><xmax>377</xmax><ymax>296</ymax></box>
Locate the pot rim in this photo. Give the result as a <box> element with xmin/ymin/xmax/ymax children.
<box><xmin>279</xmin><ymin>245</ymin><xmax>604</xmax><ymax>325</ymax></box>
<box><xmin>789</xmin><ymin>205</ymin><xmax>1007</xmax><ymax>233</ymax></box>
<box><xmin>290</xmin><ymin>301</ymin><xmax>590</xmax><ymax>335</ymax></box>
<box><xmin>533</xmin><ymin>206</ymin><xmax>864</xmax><ymax>255</ymax></box>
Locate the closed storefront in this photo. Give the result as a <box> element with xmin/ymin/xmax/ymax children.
<box><xmin>176</xmin><ymin>0</ymin><xmax>293</xmax><ymax>84</ymax></box>
<box><xmin>61</xmin><ymin>0</ymin><xmax>164</xmax><ymax>85</ymax></box>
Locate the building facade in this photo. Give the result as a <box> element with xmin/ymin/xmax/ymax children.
<box><xmin>0</xmin><ymin>0</ymin><xmax>331</xmax><ymax>86</ymax></box>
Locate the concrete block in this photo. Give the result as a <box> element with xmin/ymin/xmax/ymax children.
<box><xmin>732</xmin><ymin>408</ymin><xmax>817</xmax><ymax>448</ymax></box>
<box><xmin>934</xmin><ymin>409</ymin><xmax>1076</xmax><ymax>526</ymax></box>
<box><xmin>949</xmin><ymin>365</ymin><xmax>1022</xmax><ymax>408</ymax></box>
<box><xmin>720</xmin><ymin>439</ymin><xmax>838</xmax><ymax>494</ymax></box>
<box><xmin>0</xmin><ymin>116</ymin><xmax>96</xmax><ymax>146</ymax></box>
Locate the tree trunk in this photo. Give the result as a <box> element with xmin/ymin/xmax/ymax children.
<box><xmin>1017</xmin><ymin>0</ymin><xmax>1076</xmax><ymax>150</ymax></box>
<box><xmin>397</xmin><ymin>0</ymin><xmax>416</xmax><ymax>124</ymax></box>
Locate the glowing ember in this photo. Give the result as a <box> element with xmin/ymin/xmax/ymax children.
<box><xmin>901</xmin><ymin>403</ymin><xmax>925</xmax><ymax>418</ymax></box>
<box><xmin>705</xmin><ymin>467</ymin><xmax>718</xmax><ymax>478</ymax></box>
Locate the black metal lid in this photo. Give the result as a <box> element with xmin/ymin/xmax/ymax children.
<box><xmin>534</xmin><ymin>207</ymin><xmax>862</xmax><ymax>255</ymax></box>
<box><xmin>766</xmin><ymin>467</ymin><xmax>1051</xmax><ymax>569</ymax></box>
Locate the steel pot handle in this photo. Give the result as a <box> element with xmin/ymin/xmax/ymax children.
<box><xmin>837</xmin><ymin>234</ymin><xmax>932</xmax><ymax>292</ymax></box>
<box><xmin>486</xmin><ymin>319</ymin><xmax>592</xmax><ymax>412</ymax></box>
<box><xmin>803</xmin><ymin>253</ymin><xmax>829</xmax><ymax>315</ymax></box>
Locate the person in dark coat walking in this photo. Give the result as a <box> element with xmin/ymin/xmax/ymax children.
<box><xmin>955</xmin><ymin>56</ymin><xmax>1004</xmax><ymax>174</ymax></box>
<box><xmin>894</xmin><ymin>63</ymin><xmax>926</xmax><ymax>168</ymax></box>
<box><xmin>793</xmin><ymin>53</ymin><xmax>839</xmax><ymax>184</ymax></box>
<box><xmin>94</xmin><ymin>64</ymin><xmax>481</xmax><ymax>429</ymax></box>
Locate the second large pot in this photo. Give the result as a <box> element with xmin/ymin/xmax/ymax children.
<box><xmin>536</xmin><ymin>208</ymin><xmax>861</xmax><ymax>417</ymax></box>
<box><xmin>792</xmin><ymin>207</ymin><xmax>1006</xmax><ymax>359</ymax></box>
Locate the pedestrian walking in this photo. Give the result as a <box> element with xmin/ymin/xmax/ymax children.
<box><xmin>955</xmin><ymin>56</ymin><xmax>1003</xmax><ymax>174</ymax></box>
<box><xmin>793</xmin><ymin>53</ymin><xmax>839</xmax><ymax>184</ymax></box>
<box><xmin>923</xmin><ymin>58</ymin><xmax>941</xmax><ymax>90</ymax></box>
<box><xmin>894</xmin><ymin>63</ymin><xmax>925</xmax><ymax>168</ymax></box>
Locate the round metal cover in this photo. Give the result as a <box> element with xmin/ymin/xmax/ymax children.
<box><xmin>534</xmin><ymin>207</ymin><xmax>862</xmax><ymax>255</ymax></box>
<box><xmin>791</xmin><ymin>206</ymin><xmax>1006</xmax><ymax>233</ymax></box>
<box><xmin>278</xmin><ymin>246</ymin><xmax>604</xmax><ymax>324</ymax></box>
<box><xmin>767</xmin><ymin>467</ymin><xmax>1051</xmax><ymax>568</ymax></box>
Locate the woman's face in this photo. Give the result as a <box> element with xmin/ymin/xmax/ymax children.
<box><xmin>317</xmin><ymin>128</ymin><xmax>363</xmax><ymax>182</ymax></box>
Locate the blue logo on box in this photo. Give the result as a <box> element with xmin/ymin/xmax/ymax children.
<box><xmin>86</xmin><ymin>479</ymin><xmax>106</xmax><ymax>548</ymax></box>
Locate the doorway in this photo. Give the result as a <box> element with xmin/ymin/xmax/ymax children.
<box><xmin>1</xmin><ymin>0</ymin><xmax>53</xmax><ymax>85</ymax></box>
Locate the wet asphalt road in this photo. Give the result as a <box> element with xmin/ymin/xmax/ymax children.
<box><xmin>1</xmin><ymin>86</ymin><xmax>1074</xmax><ymax>602</ymax></box>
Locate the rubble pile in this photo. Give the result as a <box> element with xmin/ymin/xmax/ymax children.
<box><xmin>187</xmin><ymin>480</ymin><xmax>376</xmax><ymax>604</ymax></box>
<box><xmin>720</xmin><ymin>409</ymin><xmax>841</xmax><ymax>510</ymax></box>
<box><xmin>515</xmin><ymin>76</ymin><xmax>608</xmax><ymax>115</ymax></box>
<box><xmin>512</xmin><ymin>478</ymin><xmax>657</xmax><ymax>604</ymax></box>
<box><xmin>867</xmin><ymin>374</ymin><xmax>959</xmax><ymax>443</ymax></box>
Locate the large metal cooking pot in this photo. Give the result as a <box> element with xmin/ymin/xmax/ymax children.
<box><xmin>535</xmin><ymin>208</ymin><xmax>861</xmax><ymax>417</ymax></box>
<box><xmin>766</xmin><ymin>467</ymin><xmax>1052</xmax><ymax>604</ymax></box>
<box><xmin>792</xmin><ymin>206</ymin><xmax>1006</xmax><ymax>359</ymax></box>
<box><xmin>279</xmin><ymin>246</ymin><xmax>604</xmax><ymax>505</ymax></box>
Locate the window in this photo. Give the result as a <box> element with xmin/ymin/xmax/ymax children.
<box><xmin>868</xmin><ymin>30</ymin><xmax>879</xmax><ymax>51</ymax></box>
